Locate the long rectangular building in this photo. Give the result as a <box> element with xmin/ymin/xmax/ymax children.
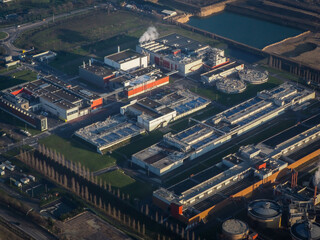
<box><xmin>75</xmin><ymin>115</ymin><xmax>145</xmax><ymax>154</ymax></box>
<box><xmin>121</xmin><ymin>90</ymin><xmax>210</xmax><ymax>131</ymax></box>
<box><xmin>109</xmin><ymin>66</ymin><xmax>170</xmax><ymax>98</ymax></box>
<box><xmin>132</xmin><ymin>83</ymin><xmax>315</xmax><ymax>176</ymax></box>
<box><xmin>0</xmin><ymin>76</ymin><xmax>103</xmax><ymax>127</ymax></box>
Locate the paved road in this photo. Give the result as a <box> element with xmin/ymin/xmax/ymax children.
<box><xmin>0</xmin><ymin>205</ymin><xmax>57</xmax><ymax>240</ymax></box>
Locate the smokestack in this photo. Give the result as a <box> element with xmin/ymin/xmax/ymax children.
<box><xmin>118</xmin><ymin>46</ymin><xmax>120</xmax><ymax>53</ymax></box>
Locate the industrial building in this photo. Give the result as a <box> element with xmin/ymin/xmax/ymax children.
<box><xmin>152</xmin><ymin>114</ymin><xmax>320</xmax><ymax>226</ymax></box>
<box><xmin>104</xmin><ymin>49</ymin><xmax>148</xmax><ymax>71</ymax></box>
<box><xmin>108</xmin><ymin>66</ymin><xmax>169</xmax><ymax>98</ymax></box>
<box><xmin>79</xmin><ymin>60</ymin><xmax>116</xmax><ymax>88</ymax></box>
<box><xmin>137</xmin><ymin>33</ymin><xmax>228</xmax><ymax>76</ymax></box>
<box><xmin>121</xmin><ymin>98</ymin><xmax>176</xmax><ymax>131</ymax></box>
<box><xmin>0</xmin><ymin>75</ymin><xmax>103</xmax><ymax>129</ymax></box>
<box><xmin>201</xmin><ymin>61</ymin><xmax>244</xmax><ymax>84</ymax></box>
<box><xmin>121</xmin><ymin>89</ymin><xmax>210</xmax><ymax>131</ymax></box>
<box><xmin>32</xmin><ymin>51</ymin><xmax>57</xmax><ymax>62</ymax></box>
<box><xmin>0</xmin><ymin>93</ymin><xmax>48</xmax><ymax>131</ymax></box>
<box><xmin>75</xmin><ymin>115</ymin><xmax>145</xmax><ymax>154</ymax></box>
<box><xmin>149</xmin><ymin>89</ymin><xmax>211</xmax><ymax>120</ymax></box>
<box><xmin>132</xmin><ymin>83</ymin><xmax>315</xmax><ymax>176</ymax></box>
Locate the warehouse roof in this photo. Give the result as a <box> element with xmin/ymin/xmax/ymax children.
<box><xmin>80</xmin><ymin>64</ymin><xmax>115</xmax><ymax>77</ymax></box>
<box><xmin>106</xmin><ymin>49</ymin><xmax>145</xmax><ymax>63</ymax></box>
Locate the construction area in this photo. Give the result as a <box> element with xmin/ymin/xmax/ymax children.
<box><xmin>132</xmin><ymin>83</ymin><xmax>315</xmax><ymax>176</ymax></box>
<box><xmin>153</xmin><ymin>115</ymin><xmax>320</xmax><ymax>226</ymax></box>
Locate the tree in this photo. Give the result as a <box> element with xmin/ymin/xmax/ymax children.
<box><xmin>76</xmin><ymin>181</ymin><xmax>80</xmax><ymax>196</ymax></box>
<box><xmin>142</xmin><ymin>223</ymin><xmax>145</xmax><ymax>235</ymax></box>
<box><xmin>71</xmin><ymin>177</ymin><xmax>76</xmax><ymax>192</ymax></box>
<box><xmin>93</xmin><ymin>195</ymin><xmax>97</xmax><ymax>206</ymax></box>
<box><xmin>99</xmin><ymin>197</ymin><xmax>102</xmax><ymax>209</ymax></box>
<box><xmin>63</xmin><ymin>175</ymin><xmax>68</xmax><ymax>187</ymax></box>
<box><xmin>85</xmin><ymin>186</ymin><xmax>89</xmax><ymax>201</ymax></box>
<box><xmin>137</xmin><ymin>221</ymin><xmax>140</xmax><ymax>233</ymax></box>
<box><xmin>108</xmin><ymin>203</ymin><xmax>111</xmax><ymax>215</ymax></box>
<box><xmin>132</xmin><ymin>219</ymin><xmax>136</xmax><ymax>230</ymax></box>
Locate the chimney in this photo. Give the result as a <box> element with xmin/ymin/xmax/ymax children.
<box><xmin>118</xmin><ymin>46</ymin><xmax>120</xmax><ymax>53</ymax></box>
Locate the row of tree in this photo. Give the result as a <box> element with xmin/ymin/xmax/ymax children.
<box><xmin>19</xmin><ymin>147</ymin><xmax>199</xmax><ymax>239</ymax></box>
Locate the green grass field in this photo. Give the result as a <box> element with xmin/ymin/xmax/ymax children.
<box><xmin>98</xmin><ymin>169</ymin><xmax>153</xmax><ymax>199</ymax></box>
<box><xmin>191</xmin><ymin>76</ymin><xmax>284</xmax><ymax>107</ymax></box>
<box><xmin>261</xmin><ymin>65</ymin><xmax>301</xmax><ymax>82</ymax></box>
<box><xmin>0</xmin><ymin>31</ymin><xmax>8</xmax><ymax>40</ymax></box>
<box><xmin>0</xmin><ymin>70</ymin><xmax>37</xmax><ymax>90</ymax></box>
<box><xmin>39</xmin><ymin>135</ymin><xmax>116</xmax><ymax>172</ymax></box>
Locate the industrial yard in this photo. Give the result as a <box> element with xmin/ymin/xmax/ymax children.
<box><xmin>0</xmin><ymin>3</ymin><xmax>320</xmax><ymax>240</ymax></box>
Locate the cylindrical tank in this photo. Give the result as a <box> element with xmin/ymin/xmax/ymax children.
<box><xmin>248</xmin><ymin>199</ymin><xmax>282</xmax><ymax>229</ymax></box>
<box><xmin>290</xmin><ymin>221</ymin><xmax>320</xmax><ymax>240</ymax></box>
<box><xmin>222</xmin><ymin>219</ymin><xmax>249</xmax><ymax>240</ymax></box>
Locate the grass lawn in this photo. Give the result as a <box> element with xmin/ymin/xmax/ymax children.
<box><xmin>0</xmin><ymin>31</ymin><xmax>8</xmax><ymax>40</ymax></box>
<box><xmin>15</xmin><ymin>10</ymin><xmax>224</xmax><ymax>76</ymax></box>
<box><xmin>261</xmin><ymin>65</ymin><xmax>301</xmax><ymax>82</ymax></box>
<box><xmin>98</xmin><ymin>169</ymin><xmax>154</xmax><ymax>199</ymax></box>
<box><xmin>39</xmin><ymin>135</ymin><xmax>116</xmax><ymax>172</ymax></box>
<box><xmin>0</xmin><ymin>69</ymin><xmax>37</xmax><ymax>90</ymax></box>
<box><xmin>115</xmin><ymin>130</ymin><xmax>164</xmax><ymax>158</ymax></box>
<box><xmin>191</xmin><ymin>76</ymin><xmax>284</xmax><ymax>107</ymax></box>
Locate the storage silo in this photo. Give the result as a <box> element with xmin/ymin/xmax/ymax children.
<box><xmin>290</xmin><ymin>221</ymin><xmax>320</xmax><ymax>240</ymax></box>
<box><xmin>222</xmin><ymin>219</ymin><xmax>249</xmax><ymax>240</ymax></box>
<box><xmin>248</xmin><ymin>199</ymin><xmax>282</xmax><ymax>229</ymax></box>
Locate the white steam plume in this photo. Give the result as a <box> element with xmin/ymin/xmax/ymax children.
<box><xmin>313</xmin><ymin>163</ymin><xmax>320</xmax><ymax>186</ymax></box>
<box><xmin>139</xmin><ymin>26</ymin><xmax>159</xmax><ymax>44</ymax></box>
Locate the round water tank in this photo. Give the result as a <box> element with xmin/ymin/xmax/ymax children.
<box><xmin>290</xmin><ymin>221</ymin><xmax>320</xmax><ymax>240</ymax></box>
<box><xmin>222</xmin><ymin>219</ymin><xmax>249</xmax><ymax>240</ymax></box>
<box><xmin>248</xmin><ymin>199</ymin><xmax>282</xmax><ymax>229</ymax></box>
